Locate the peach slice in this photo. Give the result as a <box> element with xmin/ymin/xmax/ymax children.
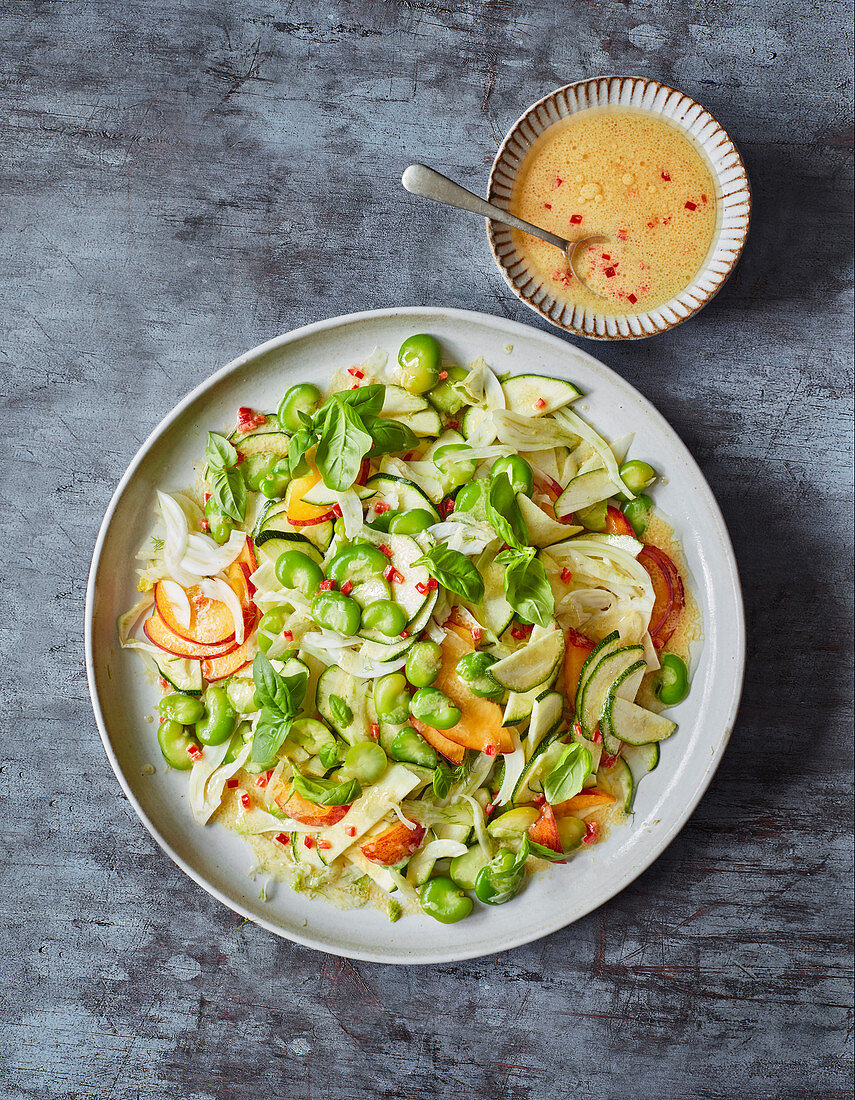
<box><xmin>604</xmin><ymin>505</ymin><xmax>634</xmax><ymax>537</ymax></box>
<box><xmin>154</xmin><ymin>581</ymin><xmax>236</xmax><ymax>645</ymax></box>
<box><xmin>144</xmin><ymin>611</ymin><xmax>238</xmax><ymax>659</ymax></box>
<box><xmin>360</xmin><ymin>822</ymin><xmax>426</xmax><ymax>866</ymax></box>
<box><xmin>427</xmin><ymin>631</ymin><xmax>513</xmax><ymax>755</ymax></box>
<box><xmin>410</xmin><ymin>718</ymin><xmax>466</xmax><ymax>765</ymax></box>
<box><xmin>285</xmin><ymin>453</ymin><xmax>336</xmax><ymax>527</ymax></box>
<box><xmin>275</xmin><ymin>789</ymin><xmax>351</xmax><ymax>827</ymax></box>
<box><xmin>528</xmin><ymin>803</ymin><xmax>563</xmax><ymax>854</ymax></box>
<box><xmin>553</xmin><ymin>789</ymin><xmax>616</xmax><ymax>816</ymax></box>
<box><xmin>564</xmin><ymin>628</ymin><xmax>595</xmax><ymax>710</ymax></box>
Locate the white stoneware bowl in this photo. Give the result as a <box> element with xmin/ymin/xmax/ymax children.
<box><xmin>488</xmin><ymin>77</ymin><xmax>751</xmax><ymax>339</ymax></box>
<box><xmin>86</xmin><ymin>307</ymin><xmax>745</xmax><ymax>963</ymax></box>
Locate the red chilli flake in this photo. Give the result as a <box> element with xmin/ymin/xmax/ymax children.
<box><xmin>200</xmin><ymin>518</ymin><xmax>209</xmax><ymax>531</ymax></box>
<box><xmin>554</xmin><ymin>175</ymin><xmax>563</xmax><ymax>187</ymax></box>
<box><xmin>604</xmin><ymin>267</ymin><xmax>616</xmax><ymax>278</ymax></box>
<box><xmin>345</xmin><ymin>826</ymin><xmax>357</xmax><ymax>837</ymax></box>
<box><xmin>484</xmin><ymin>745</ymin><xmax>497</xmax><ymax>757</ymax></box>
<box><xmin>187</xmin><ymin>744</ymin><xmax>202</xmax><ymax>761</ymax></box>
<box><xmin>350</xmin><ymin>382</ymin><xmax>360</xmax><ymax>389</ymax></box>
<box><xmin>544</xmin><ymin>202</ymin><xmax>552</xmax><ymax>210</ymax></box>
<box><xmin>274</xmin><ymin>832</ymin><xmax>289</xmax><ymax>846</ymax></box>
<box><xmin>226</xmin><ymin>778</ymin><xmax>239</xmax><ymax>790</ymax></box>
<box><xmin>535</xmin><ymin>397</ymin><xmax>547</xmax><ymax>409</ymax></box>
<box><xmin>442</xmin><ymin>498</ymin><xmax>455</xmax><ymax>515</ymax></box>
<box><xmin>616</xmin><ymin>229</ymin><xmax>627</xmax><ymax>241</ymax></box>
<box><xmin>379</xmin><ymin>544</ymin><xmax>393</xmax><ymax>558</ymax></box>
<box><xmin>684</xmin><ymin>200</ymin><xmax>697</xmax><ymax>211</ymax></box>
<box><xmin>340</xmin><ymin>580</ymin><xmax>354</xmax><ymax>596</ymax></box>
<box><xmin>561</xmin><ymin>567</ymin><xmax>573</xmax><ymax>583</ymax></box>
<box><xmin>569</xmin><ymin>213</ymin><xmax>583</xmax><ymax>225</ymax></box>
<box><xmin>661</xmin><ymin>171</ymin><xmax>671</xmax><ymax>181</ymax></box>
<box><xmin>511</xmin><ymin>624</ymin><xmax>533</xmax><ymax>640</ymax></box>
<box><xmin>318</xmin><ymin>839</ymin><xmax>332</xmax><ymax>850</ymax></box>
<box><xmin>237</xmin><ymin>407</ymin><xmax>266</xmax><ymax>432</ymax></box>
<box><xmin>415</xmin><ymin>582</ymin><xmax>429</xmax><ymax>595</ymax></box>
<box><xmin>347</xmin><ymin>367</ymin><xmax>364</xmax><ymax>379</ymax></box>
<box><xmin>472</xmin><ymin>627</ymin><xmax>483</xmax><ymax>645</ymax></box>
<box><xmin>601</xmin><ymin>253</ymin><xmax>611</xmax><ymax>260</ymax></box>
<box><xmin>591</xmin><ymin>727</ymin><xmax>604</xmax><ymax>744</ymax></box>
<box><xmin>583</xmin><ymin>821</ymin><xmax>599</xmax><ymax>845</ymax></box>
<box><xmin>426</xmin><ymin>578</ymin><xmax>438</xmax><ymax>591</ymax></box>
<box><xmin>533</xmin><ymin>793</ymin><xmax>546</xmax><ymax>807</ymax></box>
<box><xmin>484</xmin><ymin>803</ymin><xmax>495</xmax><ymax>816</ymax></box>
<box><xmin>373</xmin><ymin>501</ymin><xmax>390</xmax><ymax>514</ymax></box>
<box><xmin>240</xmin><ymin>793</ymin><xmax>251</xmax><ymax>810</ymax></box>
<box><xmin>304</xmin><ymin>836</ymin><xmax>315</xmax><ymax>849</ymax></box>
<box><xmin>256</xmin><ymin>770</ymin><xmax>273</xmax><ymax>788</ymax></box>
<box><xmin>447</xmin><ymin>419</ymin><xmax>460</xmax><ymax>431</ymax></box>
<box><xmin>370</xmin><ymin>723</ymin><xmax>380</xmax><ymax>740</ymax></box>
<box><xmin>159</xmin><ymin>678</ymin><xmax>169</xmax><ymax>690</ymax></box>
<box><xmin>438</xmin><ymin>370</ymin><xmax>448</xmax><ymax>380</ymax></box>
<box><xmin>318</xmin><ymin>579</ymin><xmax>336</xmax><ymax>592</ymax></box>
<box><xmin>601</xmin><ymin>751</ymin><xmax>620</xmax><ymax>768</ymax></box>
<box><xmin>627</xmin><ymin>294</ymin><xmax>638</xmax><ymax>305</ymax></box>
<box><xmin>399</xmin><ymin>629</ymin><xmax>409</xmax><ymax>639</ymax></box>
<box><xmin>282</xmin><ymin>629</ymin><xmax>293</xmax><ymax>642</ymax></box>
<box><xmin>383</xmin><ymin>565</ymin><xmax>404</xmax><ymax>585</ymax></box>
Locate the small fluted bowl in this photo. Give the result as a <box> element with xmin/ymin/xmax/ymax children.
<box><xmin>487</xmin><ymin>76</ymin><xmax>751</xmax><ymax>340</ymax></box>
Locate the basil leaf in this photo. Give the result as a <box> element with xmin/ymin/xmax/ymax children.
<box><xmin>497</xmin><ymin>548</ymin><xmax>554</xmax><ymax>627</ymax></box>
<box><xmin>286</xmin><ymin>427</ymin><xmax>315</xmax><ymax>478</ymax></box>
<box><xmin>486</xmin><ymin>473</ymin><xmax>528</xmax><ymax>550</ymax></box>
<box><xmin>210</xmin><ymin>464</ymin><xmax>247</xmax><ymax>522</ymax></box>
<box><xmin>252</xmin><ymin>653</ymin><xmax>308</xmax><ymax>717</ymax></box>
<box><xmin>291</xmin><ymin>772</ymin><xmax>362</xmax><ymax>807</ymax></box>
<box><xmin>315</xmin><ymin>400</ymin><xmax>373</xmax><ymax>490</ymax></box>
<box><xmin>329</xmin><ymin>694</ymin><xmax>353</xmax><ymax>729</ymax></box>
<box><xmin>206</xmin><ymin>432</ymin><xmax>238</xmax><ymax>470</ymax></box>
<box><xmin>317</xmin><ymin>740</ymin><xmax>343</xmax><ymax>770</ymax></box>
<box><xmin>363</xmin><ymin>415</ymin><xmax>418</xmax><ymax>457</ymax></box>
<box><xmin>335</xmin><ymin>383</ymin><xmax>385</xmax><ymax>419</ymax></box>
<box><xmin>415</xmin><ymin>546</ymin><xmax>484</xmax><ymax>603</ymax></box>
<box><xmin>251</xmin><ymin>707</ymin><xmax>293</xmax><ymax>766</ymax></box>
<box><xmin>543</xmin><ymin>743</ymin><xmax>593</xmax><ymax>804</ymax></box>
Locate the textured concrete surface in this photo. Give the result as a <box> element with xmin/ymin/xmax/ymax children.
<box><xmin>1</xmin><ymin>2</ymin><xmax>853</xmax><ymax>1097</ymax></box>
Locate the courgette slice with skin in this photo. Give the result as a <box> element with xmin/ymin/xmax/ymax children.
<box><xmin>609</xmin><ymin>699</ymin><xmax>677</xmax><ymax>745</ymax></box>
<box><xmin>399</xmin><ymin>407</ymin><xmax>442</xmax><ymax>437</ymax></box>
<box><xmin>363</xmin><ymin>473</ymin><xmax>440</xmax><ymax>521</ymax></box>
<box><xmin>574</xmin><ymin>631</ymin><xmax>621</xmax><ymax>712</ymax></box>
<box><xmin>315</xmin><ymin>666</ymin><xmax>371</xmax><ymax>745</ymax></box>
<box><xmin>381</xmin><ymin>385</ymin><xmax>431</xmax><ymax>417</ymax></box>
<box><xmin>462</xmin><ymin>550</ymin><xmax>514</xmax><ymax>638</ymax></box>
<box><xmin>501</xmin><ymin>374</ymin><xmax>582</xmax><ymax>417</ymax></box>
<box><xmin>254</xmin><ymin>532</ymin><xmax>324</xmax><ymax>568</ymax></box>
<box><xmin>597</xmin><ymin>755</ymin><xmax>634</xmax><ymax>814</ymax></box>
<box><xmin>525</xmin><ymin>691</ymin><xmax>564</xmax><ymax>759</ymax></box>
<box><xmin>461</xmin><ymin>405</ymin><xmax>496</xmax><ymax>446</ymax></box>
<box><xmin>155</xmin><ymin>654</ymin><xmax>203</xmax><ymax>694</ymax></box>
<box><xmin>622</xmin><ymin>741</ymin><xmax>660</xmax><ymax>781</ymax></box>
<box><xmin>577</xmin><ymin>645</ymin><xmax>645</xmax><ymax>739</ymax></box>
<box><xmin>490</xmin><ymin>625</ymin><xmax>565</xmax><ymax>693</ymax></box>
<box><xmin>512</xmin><ymin>735</ymin><xmax>566</xmax><ymax>805</ymax></box>
<box><xmin>517</xmin><ymin>494</ymin><xmax>582</xmax><ymax>546</ymax></box>
<box><xmin>502</xmin><ymin>678</ymin><xmax>558</xmax><ymax>727</ymax></box>
<box><xmin>600</xmin><ymin>662</ymin><xmax>646</xmax><ymax>740</ymax></box>
<box><xmin>237</xmin><ymin>431</ymin><xmax>290</xmax><ymax>459</ymax></box>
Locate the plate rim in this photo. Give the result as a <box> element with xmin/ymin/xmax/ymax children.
<box><xmin>85</xmin><ymin>305</ymin><xmax>745</xmax><ymax>963</ymax></box>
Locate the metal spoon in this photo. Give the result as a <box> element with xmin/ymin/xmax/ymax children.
<box><xmin>401</xmin><ymin>163</ymin><xmax>608</xmax><ymax>293</ymax></box>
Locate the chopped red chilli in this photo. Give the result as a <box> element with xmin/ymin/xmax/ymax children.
<box><xmin>379</xmin><ymin>544</ymin><xmax>393</xmax><ymax>558</ymax></box>
<box><xmin>535</xmin><ymin>397</ymin><xmax>547</xmax><ymax>408</ymax></box>
<box><xmin>318</xmin><ymin>579</ymin><xmax>336</xmax><ymax>591</ymax></box>
<box><xmin>256</xmin><ymin>770</ymin><xmax>273</xmax><ymax>788</ymax></box>
<box><xmin>604</xmin><ymin>267</ymin><xmax>616</xmax><ymax>278</ymax></box>
<box><xmin>583</xmin><ymin>822</ymin><xmax>599</xmax><ymax>844</ymax></box>
<box><xmin>591</xmin><ymin>727</ymin><xmax>604</xmax><ymax>744</ymax></box>
<box><xmin>370</xmin><ymin>723</ymin><xmax>380</xmax><ymax>740</ymax></box>
<box><xmin>438</xmin><ymin>370</ymin><xmax>448</xmax><ymax>380</ymax></box>
<box><xmin>318</xmin><ymin>839</ymin><xmax>332</xmax><ymax>850</ymax></box>
<box><xmin>383</xmin><ymin>565</ymin><xmax>404</xmax><ymax>584</ymax></box>
<box><xmin>447</xmin><ymin>420</ymin><xmax>459</xmax><ymax>430</ymax></box>
<box><xmin>282</xmin><ymin>630</ymin><xmax>293</xmax><ymax>642</ymax></box>
<box><xmin>332</xmin><ymin>504</ymin><xmax>343</xmax><ymax>517</ymax></box>
<box><xmin>237</xmin><ymin>407</ymin><xmax>266</xmax><ymax>432</ymax></box>
<box><xmin>240</xmin><ymin>793</ymin><xmax>251</xmax><ymax>810</ymax></box>
<box><xmin>373</xmin><ymin>501</ymin><xmax>390</xmax><ymax>514</ymax></box>
<box><xmin>484</xmin><ymin>745</ymin><xmax>496</xmax><ymax>757</ymax></box>
<box><xmin>684</xmin><ymin>200</ymin><xmax>697</xmax><ymax>211</ymax></box>
<box><xmin>340</xmin><ymin>580</ymin><xmax>354</xmax><ymax>596</ymax></box>
<box><xmin>472</xmin><ymin>627</ymin><xmax>482</xmax><ymax>645</ymax></box>
<box><xmin>275</xmin><ymin>833</ymin><xmax>289</xmax><ymax>846</ymax></box>
<box><xmin>442</xmin><ymin>498</ymin><xmax>455</xmax><ymax>514</ymax></box>
<box><xmin>628</xmin><ymin>294</ymin><xmax>638</xmax><ymax>305</ymax></box>
<box><xmin>187</xmin><ymin>744</ymin><xmax>202</xmax><ymax>761</ymax></box>
<box><xmin>345</xmin><ymin>826</ymin><xmax>357</xmax><ymax>837</ymax></box>
<box><xmin>347</xmin><ymin>367</ymin><xmax>364</xmax><ymax>378</ymax></box>
<box><xmin>561</xmin><ymin>567</ymin><xmax>573</xmax><ymax>583</ymax></box>
<box><xmin>226</xmin><ymin>778</ymin><xmax>239</xmax><ymax>789</ymax></box>
<box><xmin>415</xmin><ymin>582</ymin><xmax>429</xmax><ymax>595</ymax></box>
<box><xmin>426</xmin><ymin>578</ymin><xmax>438</xmax><ymax>590</ymax></box>
<box><xmin>484</xmin><ymin>803</ymin><xmax>495</xmax><ymax>816</ymax></box>
<box><xmin>661</xmin><ymin>171</ymin><xmax>671</xmax><ymax>181</ymax></box>
<box><xmin>399</xmin><ymin>630</ymin><xmax>409</xmax><ymax>639</ymax></box>
<box><xmin>569</xmin><ymin>213</ymin><xmax>583</xmax><ymax>224</ymax></box>
<box><xmin>304</xmin><ymin>836</ymin><xmax>315</xmax><ymax>849</ymax></box>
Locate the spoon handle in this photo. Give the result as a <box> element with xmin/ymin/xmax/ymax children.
<box><xmin>401</xmin><ymin>164</ymin><xmax>568</xmax><ymax>251</ymax></box>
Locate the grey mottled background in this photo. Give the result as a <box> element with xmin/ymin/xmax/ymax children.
<box><xmin>1</xmin><ymin>1</ymin><xmax>853</xmax><ymax>1097</ymax></box>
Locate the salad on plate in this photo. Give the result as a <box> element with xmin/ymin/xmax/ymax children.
<box><xmin>119</xmin><ymin>334</ymin><xmax>698</xmax><ymax>924</ymax></box>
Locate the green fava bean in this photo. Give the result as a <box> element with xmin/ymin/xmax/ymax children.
<box><xmin>455</xmin><ymin>651</ymin><xmax>503</xmax><ymax>699</ymax></box>
<box><xmin>275</xmin><ymin>550</ymin><xmax>324</xmax><ymax>596</ymax></box>
<box><xmin>405</xmin><ymin>640</ymin><xmax>443</xmax><ymax>688</ymax></box>
<box><xmin>420</xmin><ymin>876</ymin><xmax>474</xmax><ymax>923</ymax></box>
<box><xmin>260</xmin><ymin>458</ymin><xmax>291</xmax><ymax>500</ymax></box>
<box><xmin>576</xmin><ymin>500</ymin><xmax>608</xmax><ymax>532</ymax></box>
<box><xmin>195</xmin><ymin>686</ymin><xmax>237</xmax><ymax>746</ymax></box>
<box><xmin>157</xmin><ymin>720</ymin><xmax>197</xmax><ymax>770</ymax></box>
<box><xmin>373</xmin><ymin>673</ymin><xmax>411</xmax><ymax>724</ymax></box>
<box><xmin>398</xmin><ymin>334</ymin><xmax>442</xmax><ymax>395</ymax></box>
<box><xmin>339</xmin><ymin>742</ymin><xmax>388</xmax><ymax>784</ymax></box>
<box><xmin>655</xmin><ymin>653</ymin><xmax>689</xmax><ymax>705</ymax></box>
<box><xmin>428</xmin><ymin>365</ymin><xmax>469</xmax><ymax>415</ymax></box>
<box><xmin>388</xmin><ymin>509</ymin><xmax>435</xmax><ymax>535</ymax></box>
<box><xmin>204</xmin><ymin>498</ymin><xmax>233</xmax><ymax>545</ymax></box>
<box><xmin>491</xmin><ymin>454</ymin><xmax>534</xmax><ymax>497</ymax></box>
<box><xmin>619</xmin><ymin>459</ymin><xmax>657</xmax><ymax>495</ymax></box>
<box><xmin>390</xmin><ymin>726</ymin><xmax>438</xmax><ymax>768</ymax></box>
<box><xmin>311</xmin><ymin>591</ymin><xmax>362</xmax><ymax>635</ymax></box>
<box><xmin>366</xmin><ymin>508</ymin><xmax>398</xmax><ymax>532</ymax></box>
<box><xmin>474</xmin><ymin>844</ymin><xmax>527</xmax><ymax>905</ymax></box>
<box><xmin>362</xmin><ymin>599</ymin><xmax>408</xmax><ymax>638</ymax></box>
<box><xmin>278</xmin><ymin>383</ymin><xmax>322</xmax><ymax>434</ymax></box>
<box><xmin>159</xmin><ymin>692</ymin><xmax>206</xmax><ymax>725</ymax></box>
<box><xmin>623</xmin><ymin>494</ymin><xmax>653</xmax><ymax>537</ymax></box>
<box><xmin>454</xmin><ymin>480</ymin><xmax>486</xmax><ymax>517</ymax></box>
<box><xmin>409</xmin><ymin>687</ymin><xmax>461</xmax><ymax>730</ymax></box>
<box><xmin>241</xmin><ymin>453</ymin><xmax>278</xmax><ymax>491</ymax></box>
<box><xmin>449</xmin><ymin>844</ymin><xmax>493</xmax><ymax>891</ymax></box>
<box><xmin>432</xmin><ymin>444</ymin><xmax>477</xmax><ymax>489</ymax></box>
<box><xmin>327</xmin><ymin>544</ymin><xmax>389</xmax><ymax>584</ymax></box>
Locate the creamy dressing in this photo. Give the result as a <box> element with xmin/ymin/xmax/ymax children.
<box><xmin>508</xmin><ymin>108</ymin><xmax>718</xmax><ymax>314</ymax></box>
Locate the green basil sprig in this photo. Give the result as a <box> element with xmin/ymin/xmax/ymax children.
<box><xmin>495</xmin><ymin>546</ymin><xmax>554</xmax><ymax>627</ymax></box>
<box><xmin>543</xmin><ymin>743</ymin><xmax>593</xmax><ymax>805</ymax></box>
<box><xmin>486</xmin><ymin>473</ymin><xmax>528</xmax><ymax>550</ymax></box>
<box><xmin>250</xmin><ymin>654</ymin><xmax>309</xmax><ymax>765</ymax></box>
<box><xmin>432</xmin><ymin>760</ymin><xmax>467</xmax><ymax>799</ymax></box>
<box><xmin>415</xmin><ymin>545</ymin><xmax>484</xmax><ymax>603</ymax></box>
<box><xmin>291</xmin><ymin>772</ymin><xmax>362</xmax><ymax>807</ymax></box>
<box><xmin>315</xmin><ymin>400</ymin><xmax>374</xmax><ymax>491</ymax></box>
<box><xmin>206</xmin><ymin>431</ymin><xmax>246</xmax><ymax>522</ymax></box>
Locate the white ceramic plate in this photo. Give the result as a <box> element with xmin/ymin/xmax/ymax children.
<box><xmin>86</xmin><ymin>307</ymin><xmax>744</xmax><ymax>964</ymax></box>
